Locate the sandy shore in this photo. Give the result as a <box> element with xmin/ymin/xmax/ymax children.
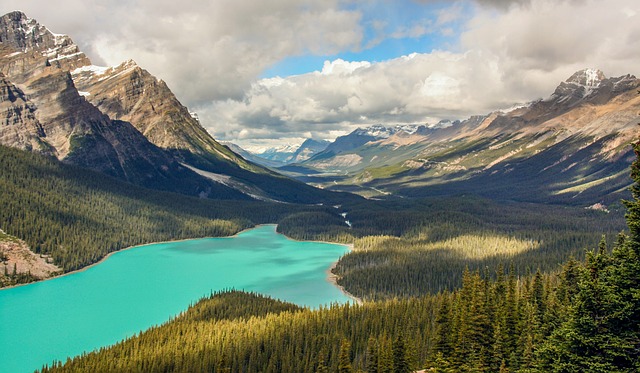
<box><xmin>326</xmin><ymin>259</ymin><xmax>363</xmax><ymax>305</ymax></box>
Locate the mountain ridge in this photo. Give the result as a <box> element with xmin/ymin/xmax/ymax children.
<box><xmin>290</xmin><ymin>68</ymin><xmax>639</xmax><ymax>205</ymax></box>
<box><xmin>0</xmin><ymin>11</ymin><xmax>354</xmax><ymax>204</ymax></box>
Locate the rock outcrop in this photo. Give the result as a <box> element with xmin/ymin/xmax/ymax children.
<box><xmin>0</xmin><ymin>11</ymin><xmax>234</xmax><ymax>196</ymax></box>
<box><xmin>0</xmin><ymin>11</ymin><xmax>348</xmax><ymax>204</ymax></box>
<box><xmin>71</xmin><ymin>60</ymin><xmax>252</xmax><ymax>170</ymax></box>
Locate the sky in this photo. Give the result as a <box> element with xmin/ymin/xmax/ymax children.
<box><xmin>2</xmin><ymin>0</ymin><xmax>640</xmax><ymax>152</ymax></box>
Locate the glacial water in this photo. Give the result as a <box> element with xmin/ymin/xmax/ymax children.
<box><xmin>0</xmin><ymin>225</ymin><xmax>351</xmax><ymax>373</ymax></box>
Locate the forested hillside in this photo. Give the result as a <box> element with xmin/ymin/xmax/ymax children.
<box><xmin>42</xmin><ymin>142</ymin><xmax>640</xmax><ymax>372</ymax></box>
<box><xmin>0</xmin><ymin>145</ymin><xmax>335</xmax><ymax>276</ymax></box>
<box><xmin>0</xmin><ymin>143</ymin><xmax>628</xmax><ymax>303</ymax></box>
<box><xmin>279</xmin><ymin>196</ymin><xmax>627</xmax><ymax>299</ymax></box>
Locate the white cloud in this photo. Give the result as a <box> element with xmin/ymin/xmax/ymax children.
<box><xmin>200</xmin><ymin>49</ymin><xmax>512</xmax><ymax>143</ymax></box>
<box><xmin>461</xmin><ymin>0</ymin><xmax>640</xmax><ymax>94</ymax></box>
<box><xmin>2</xmin><ymin>0</ymin><xmax>639</xmax><ymax>147</ymax></box>
<box><xmin>205</xmin><ymin>0</ymin><xmax>640</xmax><ymax>144</ymax></box>
<box><xmin>1</xmin><ymin>0</ymin><xmax>363</xmax><ymax>104</ymax></box>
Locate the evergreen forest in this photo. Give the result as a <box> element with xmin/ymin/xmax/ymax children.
<box><xmin>2</xmin><ymin>142</ymin><xmax>639</xmax><ymax>372</ymax></box>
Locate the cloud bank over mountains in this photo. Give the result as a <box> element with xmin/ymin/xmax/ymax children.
<box><xmin>2</xmin><ymin>0</ymin><xmax>638</xmax><ymax>149</ymax></box>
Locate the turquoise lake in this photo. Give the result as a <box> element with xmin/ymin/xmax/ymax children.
<box><xmin>0</xmin><ymin>225</ymin><xmax>351</xmax><ymax>373</ymax></box>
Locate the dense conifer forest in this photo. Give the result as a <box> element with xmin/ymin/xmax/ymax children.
<box><xmin>2</xmin><ymin>144</ymin><xmax>624</xmax><ymax>293</ymax></box>
<box><xmin>2</xmin><ymin>142</ymin><xmax>639</xmax><ymax>372</ymax></box>
<box><xmin>0</xmin><ymin>145</ymin><xmax>333</xmax><ymax>275</ymax></box>
<box><xmin>39</xmin><ymin>143</ymin><xmax>640</xmax><ymax>372</ymax></box>
<box><xmin>279</xmin><ymin>196</ymin><xmax>627</xmax><ymax>299</ymax></box>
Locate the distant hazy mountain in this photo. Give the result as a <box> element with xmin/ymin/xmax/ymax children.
<box><xmin>289</xmin><ymin>139</ymin><xmax>331</xmax><ymax>163</ymax></box>
<box><xmin>221</xmin><ymin>142</ymin><xmax>283</xmax><ymax>168</ymax></box>
<box><xmin>0</xmin><ymin>11</ymin><xmax>352</xmax><ymax>204</ymax></box>
<box><xmin>295</xmin><ymin>68</ymin><xmax>639</xmax><ymax>205</ymax></box>
<box><xmin>232</xmin><ymin>139</ymin><xmax>330</xmax><ymax>168</ymax></box>
<box><xmin>253</xmin><ymin>144</ymin><xmax>300</xmax><ymax>164</ymax></box>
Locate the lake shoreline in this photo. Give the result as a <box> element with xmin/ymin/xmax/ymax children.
<box><xmin>0</xmin><ymin>224</ymin><xmax>359</xmax><ymax>305</ymax></box>
<box><xmin>0</xmin><ymin>225</ymin><xmax>256</xmax><ymax>291</ymax></box>
<box><xmin>1</xmin><ymin>223</ymin><xmax>356</xmax><ymax>373</ymax></box>
<box><xmin>326</xmin><ymin>260</ymin><xmax>363</xmax><ymax>305</ymax></box>
<box><xmin>265</xmin><ymin>225</ymin><xmax>362</xmax><ymax>305</ymax></box>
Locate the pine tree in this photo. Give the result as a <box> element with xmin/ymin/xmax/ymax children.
<box><xmin>392</xmin><ymin>333</ymin><xmax>410</xmax><ymax>373</ymax></box>
<box><xmin>378</xmin><ymin>337</ymin><xmax>393</xmax><ymax>373</ymax></box>
<box><xmin>538</xmin><ymin>141</ymin><xmax>640</xmax><ymax>371</ymax></box>
<box><xmin>532</xmin><ymin>269</ymin><xmax>545</xmax><ymax>322</ymax></box>
<box><xmin>608</xmin><ymin>140</ymin><xmax>640</xmax><ymax>369</ymax></box>
<box><xmin>491</xmin><ymin>264</ymin><xmax>509</xmax><ymax>371</ymax></box>
<box><xmin>338</xmin><ymin>339</ymin><xmax>353</xmax><ymax>373</ymax></box>
<box><xmin>366</xmin><ymin>337</ymin><xmax>379</xmax><ymax>373</ymax></box>
<box><xmin>316</xmin><ymin>350</ymin><xmax>329</xmax><ymax>373</ymax></box>
<box><xmin>433</xmin><ymin>295</ymin><xmax>454</xmax><ymax>358</ymax></box>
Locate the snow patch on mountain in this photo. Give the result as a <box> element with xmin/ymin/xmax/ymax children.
<box><xmin>353</xmin><ymin>124</ymin><xmax>428</xmax><ymax>138</ymax></box>
<box><xmin>499</xmin><ymin>102</ymin><xmax>531</xmax><ymax>114</ymax></box>
<box><xmin>258</xmin><ymin>143</ymin><xmax>300</xmax><ymax>155</ymax></box>
<box><xmin>565</xmin><ymin>68</ymin><xmax>605</xmax><ymax>98</ymax></box>
<box><xmin>72</xmin><ymin>65</ymin><xmax>109</xmax><ymax>76</ymax></box>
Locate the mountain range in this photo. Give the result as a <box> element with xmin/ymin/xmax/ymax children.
<box><xmin>1</xmin><ymin>11</ymin><xmax>637</xmax><ymax>208</ymax></box>
<box><xmin>284</xmin><ymin>68</ymin><xmax>639</xmax><ymax>206</ymax></box>
<box><xmin>0</xmin><ymin>11</ymin><xmax>350</xmax><ymax>204</ymax></box>
<box><xmin>229</xmin><ymin>139</ymin><xmax>331</xmax><ymax>168</ymax></box>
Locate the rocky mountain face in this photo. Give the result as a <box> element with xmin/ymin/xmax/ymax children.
<box><xmin>0</xmin><ymin>11</ymin><xmax>242</xmax><ymax>197</ymax></box>
<box><xmin>293</xmin><ymin>69</ymin><xmax>639</xmax><ymax>206</ymax></box>
<box><xmin>0</xmin><ymin>11</ymin><xmax>350</xmax><ymax>203</ymax></box>
<box><xmin>70</xmin><ymin>60</ymin><xmax>254</xmax><ymax>171</ymax></box>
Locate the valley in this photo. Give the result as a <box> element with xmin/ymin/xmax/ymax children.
<box><xmin>0</xmin><ymin>8</ymin><xmax>638</xmax><ymax>373</ymax></box>
<box><xmin>0</xmin><ymin>225</ymin><xmax>350</xmax><ymax>373</ymax></box>
<box><xmin>272</xmin><ymin>70</ymin><xmax>639</xmax><ymax>206</ymax></box>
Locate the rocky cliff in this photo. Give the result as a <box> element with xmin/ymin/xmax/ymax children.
<box><xmin>0</xmin><ymin>11</ymin><xmax>350</xmax><ymax>204</ymax></box>
<box><xmin>0</xmin><ymin>11</ymin><xmax>245</xmax><ymax>197</ymax></box>
<box><xmin>71</xmin><ymin>60</ymin><xmax>255</xmax><ymax>171</ymax></box>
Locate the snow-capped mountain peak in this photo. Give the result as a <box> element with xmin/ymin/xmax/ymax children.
<box><xmin>0</xmin><ymin>11</ymin><xmax>90</xmax><ymax>70</ymax></box>
<box><xmin>393</xmin><ymin>124</ymin><xmax>422</xmax><ymax>134</ymax></box>
<box><xmin>354</xmin><ymin>124</ymin><xmax>393</xmax><ymax>138</ymax></box>
<box><xmin>547</xmin><ymin>68</ymin><xmax>611</xmax><ymax>103</ymax></box>
<box><xmin>566</xmin><ymin>68</ymin><xmax>605</xmax><ymax>87</ymax></box>
<box><xmin>353</xmin><ymin>124</ymin><xmax>424</xmax><ymax>138</ymax></box>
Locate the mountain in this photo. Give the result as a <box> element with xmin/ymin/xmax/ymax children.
<box><xmin>0</xmin><ymin>12</ymin><xmax>242</xmax><ymax>197</ymax></box>
<box><xmin>0</xmin><ymin>11</ymin><xmax>353</xmax><ymax>204</ymax></box>
<box><xmin>220</xmin><ymin>142</ymin><xmax>279</xmax><ymax>167</ymax></box>
<box><xmin>319</xmin><ymin>124</ymin><xmax>422</xmax><ymax>155</ymax></box>
<box><xmin>228</xmin><ymin>139</ymin><xmax>331</xmax><ymax>169</ymax></box>
<box><xmin>297</xmin><ymin>125</ymin><xmax>426</xmax><ymax>172</ymax></box>
<box><xmin>70</xmin><ymin>60</ymin><xmax>257</xmax><ymax>172</ymax></box>
<box><xmin>254</xmin><ymin>144</ymin><xmax>299</xmax><ymax>163</ymax></box>
<box><xmin>294</xmin><ymin>69</ymin><xmax>639</xmax><ymax>205</ymax></box>
<box><xmin>288</xmin><ymin>138</ymin><xmax>331</xmax><ymax>163</ymax></box>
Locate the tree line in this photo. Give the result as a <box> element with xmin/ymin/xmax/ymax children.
<box><xmin>41</xmin><ymin>141</ymin><xmax>640</xmax><ymax>372</ymax></box>
<box><xmin>0</xmin><ymin>145</ymin><xmax>337</xmax><ymax>280</ymax></box>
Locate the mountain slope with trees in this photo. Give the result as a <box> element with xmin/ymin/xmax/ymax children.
<box><xmin>41</xmin><ymin>141</ymin><xmax>640</xmax><ymax>372</ymax></box>
<box><xmin>0</xmin><ymin>145</ymin><xmax>340</xmax><ymax>277</ymax></box>
<box><xmin>0</xmin><ymin>11</ymin><xmax>354</xmax><ymax>204</ymax></box>
<box><xmin>291</xmin><ymin>70</ymin><xmax>639</xmax><ymax>206</ymax></box>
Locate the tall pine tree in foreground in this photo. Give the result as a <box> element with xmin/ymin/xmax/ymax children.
<box><xmin>538</xmin><ymin>141</ymin><xmax>640</xmax><ymax>372</ymax></box>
